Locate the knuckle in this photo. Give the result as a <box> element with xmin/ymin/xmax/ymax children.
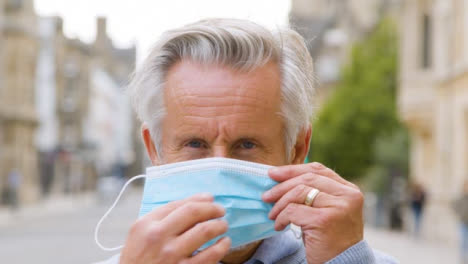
<box><xmin>316</xmin><ymin>211</ymin><xmax>334</xmax><ymax>227</ymax></box>
<box><xmin>161</xmin><ymin>243</ymin><xmax>178</xmax><ymax>257</ymax></box>
<box><xmin>129</xmin><ymin>218</ymin><xmax>146</xmax><ymax>234</ymax></box>
<box><xmin>336</xmin><ymin>199</ymin><xmax>351</xmax><ymax>210</ymax></box>
<box><xmin>145</xmin><ymin>224</ymin><xmax>165</xmax><ymax>243</ymax></box>
<box><xmin>349</xmin><ymin>189</ymin><xmax>364</xmax><ymax>206</ymax></box>
<box><xmin>293</xmin><ymin>184</ymin><xmax>308</xmax><ymax>196</ymax></box>
<box><xmin>303</xmin><ymin>173</ymin><xmax>318</xmax><ymax>184</ymax></box>
<box><xmin>183</xmin><ymin>202</ymin><xmax>201</xmax><ymax>214</ymax></box>
<box><xmin>285</xmin><ymin>203</ymin><xmax>297</xmax><ymax>215</ymax></box>
<box><xmin>198</xmin><ymin>222</ymin><xmax>218</xmax><ymax>238</ymax></box>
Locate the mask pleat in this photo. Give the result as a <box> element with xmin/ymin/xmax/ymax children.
<box><xmin>139</xmin><ymin>157</ymin><xmax>286</xmax><ymax>249</ymax></box>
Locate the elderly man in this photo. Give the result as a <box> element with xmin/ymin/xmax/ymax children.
<box><xmin>98</xmin><ymin>18</ymin><xmax>396</xmax><ymax>264</ymax></box>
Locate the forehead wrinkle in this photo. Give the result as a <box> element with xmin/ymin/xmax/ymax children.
<box><xmin>173</xmin><ymin>91</ymin><xmax>277</xmax><ymax>119</ymax></box>
<box><xmin>217</xmin><ymin>120</ymin><xmax>270</xmax><ymax>144</ymax></box>
<box><xmin>172</xmin><ymin>107</ymin><xmax>275</xmax><ymax>145</ymax></box>
<box><xmin>170</xmin><ymin>80</ymin><xmax>273</xmax><ymax>107</ymax></box>
<box><xmin>171</xmin><ymin>117</ymin><xmax>218</xmax><ymax>141</ymax></box>
<box><xmin>178</xmin><ymin>93</ymin><xmax>262</xmax><ymax>106</ymax></box>
<box><xmin>166</xmin><ymin>62</ymin><xmax>280</xmax><ymax>106</ymax></box>
<box><xmin>163</xmin><ymin>60</ymin><xmax>284</xmax><ymax>141</ymax></box>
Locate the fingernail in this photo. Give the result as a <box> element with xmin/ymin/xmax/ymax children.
<box><xmin>215</xmin><ymin>204</ymin><xmax>226</xmax><ymax>214</ymax></box>
<box><xmin>219</xmin><ymin>220</ymin><xmax>229</xmax><ymax>230</ymax></box>
<box><xmin>311</xmin><ymin>162</ymin><xmax>324</xmax><ymax>169</ymax></box>
<box><xmin>262</xmin><ymin>191</ymin><xmax>272</xmax><ymax>200</ymax></box>
<box><xmin>268</xmin><ymin>211</ymin><xmax>274</xmax><ymax>220</ymax></box>
<box><xmin>269</xmin><ymin>167</ymin><xmax>280</xmax><ymax>175</ymax></box>
<box><xmin>195</xmin><ymin>193</ymin><xmax>213</xmax><ymax>199</ymax></box>
<box><xmin>222</xmin><ymin>236</ymin><xmax>231</xmax><ymax>245</ymax></box>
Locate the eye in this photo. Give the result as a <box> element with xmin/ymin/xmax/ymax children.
<box><xmin>185</xmin><ymin>139</ymin><xmax>205</xmax><ymax>149</ymax></box>
<box><xmin>239</xmin><ymin>140</ymin><xmax>256</xmax><ymax>150</ymax></box>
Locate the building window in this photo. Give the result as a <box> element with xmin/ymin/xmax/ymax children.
<box><xmin>5</xmin><ymin>0</ymin><xmax>23</xmax><ymax>12</ymax></box>
<box><xmin>421</xmin><ymin>14</ymin><xmax>432</xmax><ymax>69</ymax></box>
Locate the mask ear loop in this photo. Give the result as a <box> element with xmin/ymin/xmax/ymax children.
<box><xmin>290</xmin><ymin>224</ymin><xmax>302</xmax><ymax>239</ymax></box>
<box><xmin>94</xmin><ymin>174</ymin><xmax>146</xmax><ymax>251</ymax></box>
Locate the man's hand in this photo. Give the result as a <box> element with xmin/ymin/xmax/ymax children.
<box><xmin>262</xmin><ymin>162</ymin><xmax>364</xmax><ymax>264</ymax></box>
<box><xmin>120</xmin><ymin>193</ymin><xmax>231</xmax><ymax>264</ymax></box>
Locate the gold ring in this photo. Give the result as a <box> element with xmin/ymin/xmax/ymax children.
<box><xmin>304</xmin><ymin>188</ymin><xmax>320</xmax><ymax>207</ymax></box>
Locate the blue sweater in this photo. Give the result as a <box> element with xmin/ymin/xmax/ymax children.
<box><xmin>97</xmin><ymin>230</ymin><xmax>397</xmax><ymax>264</ymax></box>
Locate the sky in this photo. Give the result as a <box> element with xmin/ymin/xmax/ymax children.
<box><xmin>35</xmin><ymin>0</ymin><xmax>291</xmax><ymax>64</ymax></box>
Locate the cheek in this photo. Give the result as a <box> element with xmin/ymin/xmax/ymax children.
<box><xmin>248</xmin><ymin>148</ymin><xmax>289</xmax><ymax>166</ymax></box>
<box><xmin>161</xmin><ymin>150</ymin><xmax>200</xmax><ymax>164</ymax></box>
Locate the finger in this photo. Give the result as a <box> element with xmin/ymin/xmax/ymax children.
<box><xmin>161</xmin><ymin>202</ymin><xmax>226</xmax><ymax>235</ymax></box>
<box><xmin>263</xmin><ymin>173</ymin><xmax>355</xmax><ymax>203</ymax></box>
<box><xmin>143</xmin><ymin>193</ymin><xmax>214</xmax><ymax>221</ymax></box>
<box><xmin>312</xmin><ymin>164</ymin><xmax>359</xmax><ymax>189</ymax></box>
<box><xmin>173</xmin><ymin>219</ymin><xmax>228</xmax><ymax>255</ymax></box>
<box><xmin>182</xmin><ymin>237</ymin><xmax>231</xmax><ymax>264</ymax></box>
<box><xmin>274</xmin><ymin>203</ymin><xmax>324</xmax><ymax>231</ymax></box>
<box><xmin>269</xmin><ymin>163</ymin><xmax>356</xmax><ymax>189</ymax></box>
<box><xmin>268</xmin><ymin>184</ymin><xmax>337</xmax><ymax>220</ymax></box>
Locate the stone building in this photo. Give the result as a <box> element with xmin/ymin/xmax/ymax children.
<box><xmin>86</xmin><ymin>17</ymin><xmax>139</xmax><ymax>181</ymax></box>
<box><xmin>35</xmin><ymin>16</ymin><xmax>95</xmax><ymax>195</ymax></box>
<box><xmin>0</xmin><ymin>0</ymin><xmax>40</xmax><ymax>204</ymax></box>
<box><xmin>398</xmin><ymin>0</ymin><xmax>468</xmax><ymax>243</ymax></box>
<box><xmin>1</xmin><ymin>1</ymin><xmax>138</xmax><ymax>207</ymax></box>
<box><xmin>0</xmin><ymin>0</ymin><xmax>3</xmax><ymax>90</ymax></box>
<box><xmin>35</xmin><ymin>16</ymin><xmax>138</xmax><ymax>197</ymax></box>
<box><xmin>289</xmin><ymin>0</ymin><xmax>397</xmax><ymax>106</ymax></box>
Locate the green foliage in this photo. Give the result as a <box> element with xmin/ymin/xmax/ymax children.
<box><xmin>363</xmin><ymin>127</ymin><xmax>409</xmax><ymax>193</ymax></box>
<box><xmin>309</xmin><ymin>18</ymin><xmax>407</xmax><ymax>182</ymax></box>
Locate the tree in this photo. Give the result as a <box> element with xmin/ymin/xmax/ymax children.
<box><xmin>309</xmin><ymin>18</ymin><xmax>406</xmax><ymax>182</ymax></box>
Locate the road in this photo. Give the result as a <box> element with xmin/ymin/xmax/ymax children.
<box><xmin>0</xmin><ymin>189</ymin><xmax>141</xmax><ymax>264</ymax></box>
<box><xmin>0</xmin><ymin>189</ymin><xmax>459</xmax><ymax>264</ymax></box>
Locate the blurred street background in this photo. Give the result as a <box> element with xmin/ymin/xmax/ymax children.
<box><xmin>0</xmin><ymin>0</ymin><xmax>466</xmax><ymax>263</ymax></box>
<box><xmin>0</xmin><ymin>189</ymin><xmax>458</xmax><ymax>263</ymax></box>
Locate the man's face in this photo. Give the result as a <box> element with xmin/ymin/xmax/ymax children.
<box><xmin>140</xmin><ymin>60</ymin><xmax>311</xmax><ymax>260</ymax></box>
<box><xmin>150</xmin><ymin>60</ymin><xmax>290</xmax><ymax>166</ymax></box>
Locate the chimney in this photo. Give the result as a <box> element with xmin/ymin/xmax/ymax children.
<box><xmin>54</xmin><ymin>16</ymin><xmax>64</xmax><ymax>34</ymax></box>
<box><xmin>95</xmin><ymin>16</ymin><xmax>108</xmax><ymax>45</ymax></box>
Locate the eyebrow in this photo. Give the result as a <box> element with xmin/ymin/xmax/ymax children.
<box><xmin>174</xmin><ymin>133</ymin><xmax>264</xmax><ymax>144</ymax></box>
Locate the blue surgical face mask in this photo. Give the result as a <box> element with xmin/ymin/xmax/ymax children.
<box><xmin>94</xmin><ymin>157</ymin><xmax>293</xmax><ymax>251</ymax></box>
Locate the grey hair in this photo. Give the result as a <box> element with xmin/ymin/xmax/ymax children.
<box><xmin>129</xmin><ymin>18</ymin><xmax>315</xmax><ymax>160</ymax></box>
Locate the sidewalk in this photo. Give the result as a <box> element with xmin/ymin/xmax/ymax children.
<box><xmin>0</xmin><ymin>192</ymin><xmax>96</xmax><ymax>227</ymax></box>
<box><xmin>0</xmin><ymin>192</ymin><xmax>460</xmax><ymax>264</ymax></box>
<box><xmin>365</xmin><ymin>227</ymin><xmax>459</xmax><ymax>264</ymax></box>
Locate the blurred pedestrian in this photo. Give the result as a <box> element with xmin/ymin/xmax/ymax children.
<box><xmin>7</xmin><ymin>169</ymin><xmax>21</xmax><ymax>211</ymax></box>
<box><xmin>453</xmin><ymin>180</ymin><xmax>468</xmax><ymax>264</ymax></box>
<box><xmin>410</xmin><ymin>182</ymin><xmax>426</xmax><ymax>238</ymax></box>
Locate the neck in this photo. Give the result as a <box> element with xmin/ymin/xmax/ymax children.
<box><xmin>221</xmin><ymin>240</ymin><xmax>263</xmax><ymax>264</ymax></box>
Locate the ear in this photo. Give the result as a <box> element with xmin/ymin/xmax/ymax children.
<box><xmin>141</xmin><ymin>123</ymin><xmax>161</xmax><ymax>165</ymax></box>
<box><xmin>290</xmin><ymin>126</ymin><xmax>312</xmax><ymax>164</ymax></box>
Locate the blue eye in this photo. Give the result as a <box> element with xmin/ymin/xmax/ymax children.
<box><xmin>240</xmin><ymin>141</ymin><xmax>256</xmax><ymax>149</ymax></box>
<box><xmin>186</xmin><ymin>140</ymin><xmax>203</xmax><ymax>148</ymax></box>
